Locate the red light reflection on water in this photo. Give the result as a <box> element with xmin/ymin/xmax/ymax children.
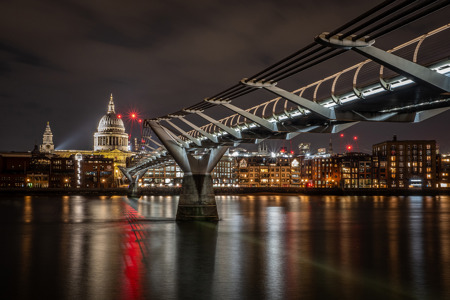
<box><xmin>120</xmin><ymin>205</ymin><xmax>146</xmax><ymax>300</ymax></box>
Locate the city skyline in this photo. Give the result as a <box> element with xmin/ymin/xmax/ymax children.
<box><xmin>1</xmin><ymin>0</ymin><xmax>449</xmax><ymax>152</ymax></box>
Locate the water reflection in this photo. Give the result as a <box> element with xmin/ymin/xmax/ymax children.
<box><xmin>0</xmin><ymin>195</ymin><xmax>450</xmax><ymax>299</ymax></box>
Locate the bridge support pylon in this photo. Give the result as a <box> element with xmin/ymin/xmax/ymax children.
<box><xmin>177</xmin><ymin>170</ymin><xmax>218</xmax><ymax>221</ymax></box>
<box><xmin>119</xmin><ymin>167</ymin><xmax>146</xmax><ymax>198</ymax></box>
<box><xmin>147</xmin><ymin>120</ymin><xmax>228</xmax><ymax>221</ymax></box>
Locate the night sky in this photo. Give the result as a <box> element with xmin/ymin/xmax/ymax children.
<box><xmin>1</xmin><ymin>0</ymin><xmax>449</xmax><ymax>153</ymax></box>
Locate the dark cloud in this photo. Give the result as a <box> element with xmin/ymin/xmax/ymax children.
<box><xmin>0</xmin><ymin>0</ymin><xmax>449</xmax><ymax>152</ymax></box>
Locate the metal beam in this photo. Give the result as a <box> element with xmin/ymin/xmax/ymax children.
<box><xmin>176</xmin><ymin>116</ymin><xmax>219</xmax><ymax>143</ymax></box>
<box><xmin>188</xmin><ymin>110</ymin><xmax>242</xmax><ymax>139</ymax></box>
<box><xmin>143</xmin><ymin>144</ymin><xmax>156</xmax><ymax>150</ymax></box>
<box><xmin>164</xmin><ymin>119</ymin><xmax>202</xmax><ymax>146</ymax></box>
<box><xmin>144</xmin><ymin>135</ymin><xmax>165</xmax><ymax>149</ymax></box>
<box><xmin>242</xmin><ymin>79</ymin><xmax>336</xmax><ymax>119</ymax></box>
<box><xmin>146</xmin><ymin>120</ymin><xmax>191</xmax><ymax>172</ymax></box>
<box><xmin>316</xmin><ymin>32</ymin><xmax>450</xmax><ymax>92</ymax></box>
<box><xmin>159</xmin><ymin>123</ymin><xmax>189</xmax><ymax>148</ymax></box>
<box><xmin>354</xmin><ymin>46</ymin><xmax>450</xmax><ymax>92</ymax></box>
<box><xmin>413</xmin><ymin>107</ymin><xmax>450</xmax><ymax>123</ymax></box>
<box><xmin>206</xmin><ymin>99</ymin><xmax>278</xmax><ymax>131</ymax></box>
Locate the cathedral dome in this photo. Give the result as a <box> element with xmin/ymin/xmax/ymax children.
<box><xmin>97</xmin><ymin>113</ymin><xmax>125</xmax><ymax>133</ymax></box>
<box><xmin>93</xmin><ymin>94</ymin><xmax>129</xmax><ymax>152</ymax></box>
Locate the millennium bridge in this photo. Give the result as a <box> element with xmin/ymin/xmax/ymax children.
<box><xmin>120</xmin><ymin>0</ymin><xmax>450</xmax><ymax>221</ymax></box>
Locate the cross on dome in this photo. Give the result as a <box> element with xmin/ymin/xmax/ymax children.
<box><xmin>108</xmin><ymin>93</ymin><xmax>115</xmax><ymax>113</ymax></box>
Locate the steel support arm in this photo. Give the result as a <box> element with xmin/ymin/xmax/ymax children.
<box><xmin>316</xmin><ymin>32</ymin><xmax>450</xmax><ymax>92</ymax></box>
<box><xmin>165</xmin><ymin>119</ymin><xmax>202</xmax><ymax>146</ymax></box>
<box><xmin>146</xmin><ymin>120</ymin><xmax>191</xmax><ymax>172</ymax></box>
<box><xmin>118</xmin><ymin>166</ymin><xmax>133</xmax><ymax>183</ymax></box>
<box><xmin>191</xmin><ymin>110</ymin><xmax>242</xmax><ymax>139</ymax></box>
<box><xmin>353</xmin><ymin>46</ymin><xmax>450</xmax><ymax>92</ymax></box>
<box><xmin>159</xmin><ymin>123</ymin><xmax>188</xmax><ymax>147</ymax></box>
<box><xmin>144</xmin><ymin>136</ymin><xmax>165</xmax><ymax>149</ymax></box>
<box><xmin>242</xmin><ymin>80</ymin><xmax>336</xmax><ymax>119</ymax></box>
<box><xmin>206</xmin><ymin>99</ymin><xmax>278</xmax><ymax>131</ymax></box>
<box><xmin>177</xmin><ymin>117</ymin><xmax>219</xmax><ymax>143</ymax></box>
<box><xmin>186</xmin><ymin>146</ymin><xmax>229</xmax><ymax>174</ymax></box>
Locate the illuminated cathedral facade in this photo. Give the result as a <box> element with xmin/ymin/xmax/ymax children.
<box><xmin>94</xmin><ymin>94</ymin><xmax>129</xmax><ymax>151</ymax></box>
<box><xmin>36</xmin><ymin>94</ymin><xmax>134</xmax><ymax>185</ymax></box>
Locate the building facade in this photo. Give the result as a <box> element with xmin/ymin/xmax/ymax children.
<box><xmin>372</xmin><ymin>136</ymin><xmax>437</xmax><ymax>188</ymax></box>
<box><xmin>1</xmin><ymin>134</ymin><xmax>446</xmax><ymax>189</ymax></box>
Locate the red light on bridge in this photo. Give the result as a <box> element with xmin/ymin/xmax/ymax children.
<box><xmin>138</xmin><ymin>119</ymin><xmax>142</xmax><ymax>123</ymax></box>
<box><xmin>346</xmin><ymin>145</ymin><xmax>353</xmax><ymax>151</ymax></box>
<box><xmin>353</xmin><ymin>136</ymin><xmax>358</xmax><ymax>140</ymax></box>
<box><xmin>340</xmin><ymin>133</ymin><xmax>344</xmax><ymax>138</ymax></box>
<box><xmin>131</xmin><ymin>113</ymin><xmax>137</xmax><ymax>119</ymax></box>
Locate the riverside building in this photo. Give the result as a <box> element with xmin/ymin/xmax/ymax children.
<box><xmin>372</xmin><ymin>136</ymin><xmax>437</xmax><ymax>188</ymax></box>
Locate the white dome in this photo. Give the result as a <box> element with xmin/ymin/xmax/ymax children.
<box><xmin>97</xmin><ymin>113</ymin><xmax>126</xmax><ymax>133</ymax></box>
<box><xmin>93</xmin><ymin>94</ymin><xmax>129</xmax><ymax>152</ymax></box>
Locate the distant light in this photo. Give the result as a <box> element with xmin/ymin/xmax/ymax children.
<box><xmin>138</xmin><ymin>119</ymin><xmax>142</xmax><ymax>123</ymax></box>
<box><xmin>117</xmin><ymin>114</ymin><xmax>122</xmax><ymax>119</ymax></box>
<box><xmin>353</xmin><ymin>136</ymin><xmax>358</xmax><ymax>140</ymax></box>
<box><xmin>131</xmin><ymin>113</ymin><xmax>137</xmax><ymax>119</ymax></box>
<box><xmin>346</xmin><ymin>145</ymin><xmax>353</xmax><ymax>151</ymax></box>
<box><xmin>340</xmin><ymin>133</ymin><xmax>344</xmax><ymax>138</ymax></box>
<box><xmin>290</xmin><ymin>150</ymin><xmax>294</xmax><ymax>154</ymax></box>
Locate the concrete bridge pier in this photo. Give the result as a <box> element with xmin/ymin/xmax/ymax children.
<box><xmin>147</xmin><ymin>120</ymin><xmax>228</xmax><ymax>221</ymax></box>
<box><xmin>177</xmin><ymin>172</ymin><xmax>217</xmax><ymax>221</ymax></box>
<box><xmin>119</xmin><ymin>167</ymin><xmax>145</xmax><ymax>198</ymax></box>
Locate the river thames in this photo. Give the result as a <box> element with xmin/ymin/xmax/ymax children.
<box><xmin>0</xmin><ymin>194</ymin><xmax>449</xmax><ymax>300</ymax></box>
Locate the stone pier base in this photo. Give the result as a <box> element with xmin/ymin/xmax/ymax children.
<box><xmin>176</xmin><ymin>174</ymin><xmax>218</xmax><ymax>221</ymax></box>
<box><xmin>127</xmin><ymin>182</ymin><xmax>139</xmax><ymax>198</ymax></box>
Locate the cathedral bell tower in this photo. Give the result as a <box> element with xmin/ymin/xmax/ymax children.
<box><xmin>40</xmin><ymin>121</ymin><xmax>54</xmax><ymax>153</ymax></box>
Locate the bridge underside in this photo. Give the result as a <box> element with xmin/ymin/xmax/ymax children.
<box><xmin>175</xmin><ymin>82</ymin><xmax>450</xmax><ymax>150</ymax></box>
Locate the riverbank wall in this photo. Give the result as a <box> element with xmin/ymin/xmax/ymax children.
<box><xmin>0</xmin><ymin>187</ymin><xmax>449</xmax><ymax>196</ymax></box>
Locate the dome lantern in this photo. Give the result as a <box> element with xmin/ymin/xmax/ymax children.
<box><xmin>108</xmin><ymin>93</ymin><xmax>115</xmax><ymax>113</ymax></box>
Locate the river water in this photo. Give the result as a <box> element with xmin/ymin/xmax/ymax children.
<box><xmin>0</xmin><ymin>194</ymin><xmax>449</xmax><ymax>300</ymax></box>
